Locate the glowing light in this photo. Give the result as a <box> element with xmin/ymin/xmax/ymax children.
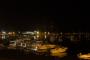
<box><xmin>13</xmin><ymin>32</ymin><xmax>15</xmax><ymax>34</ymax></box>
<box><xmin>2</xmin><ymin>31</ymin><xmax>6</xmax><ymax>39</ymax></box>
<box><xmin>37</xmin><ymin>35</ymin><xmax>39</xmax><ymax>38</ymax></box>
<box><xmin>48</xmin><ymin>32</ymin><xmax>50</xmax><ymax>35</ymax></box>
<box><xmin>44</xmin><ymin>32</ymin><xmax>46</xmax><ymax>34</ymax></box>
<box><xmin>23</xmin><ymin>31</ymin><xmax>34</xmax><ymax>35</ymax></box>
<box><xmin>2</xmin><ymin>35</ymin><xmax>6</xmax><ymax>39</ymax></box>
<box><xmin>50</xmin><ymin>47</ymin><xmax>68</xmax><ymax>53</ymax></box>
<box><xmin>2</xmin><ymin>31</ymin><xmax>6</xmax><ymax>34</ymax></box>
<box><xmin>50</xmin><ymin>47</ymin><xmax>67</xmax><ymax>57</ymax></box>
<box><xmin>45</xmin><ymin>35</ymin><xmax>47</xmax><ymax>39</ymax></box>
<box><xmin>44</xmin><ymin>32</ymin><xmax>47</xmax><ymax>39</ymax></box>
<box><xmin>32</xmin><ymin>46</ymin><xmax>38</xmax><ymax>51</ymax></box>
<box><xmin>78</xmin><ymin>53</ymin><xmax>90</xmax><ymax>59</ymax></box>
<box><xmin>37</xmin><ymin>31</ymin><xmax>39</xmax><ymax>34</ymax></box>
<box><xmin>8</xmin><ymin>32</ymin><xmax>12</xmax><ymax>35</ymax></box>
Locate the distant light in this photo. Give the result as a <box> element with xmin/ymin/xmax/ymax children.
<box><xmin>37</xmin><ymin>31</ymin><xmax>39</xmax><ymax>34</ymax></box>
<box><xmin>45</xmin><ymin>32</ymin><xmax>47</xmax><ymax>34</ymax></box>
<box><xmin>45</xmin><ymin>35</ymin><xmax>47</xmax><ymax>39</ymax></box>
<box><xmin>2</xmin><ymin>31</ymin><xmax>6</xmax><ymax>34</ymax></box>
<box><xmin>48</xmin><ymin>32</ymin><xmax>50</xmax><ymax>35</ymax></box>
<box><xmin>37</xmin><ymin>35</ymin><xmax>39</xmax><ymax>38</ymax></box>
<box><xmin>32</xmin><ymin>46</ymin><xmax>38</xmax><ymax>51</ymax></box>
<box><xmin>34</xmin><ymin>36</ymin><xmax>37</xmax><ymax>39</ymax></box>
<box><xmin>2</xmin><ymin>35</ymin><xmax>6</xmax><ymax>39</ymax></box>
<box><xmin>8</xmin><ymin>32</ymin><xmax>12</xmax><ymax>35</ymax></box>
<box><xmin>13</xmin><ymin>32</ymin><xmax>15</xmax><ymax>34</ymax></box>
<box><xmin>23</xmin><ymin>31</ymin><xmax>34</xmax><ymax>35</ymax></box>
<box><xmin>26</xmin><ymin>32</ymin><xmax>34</xmax><ymax>34</ymax></box>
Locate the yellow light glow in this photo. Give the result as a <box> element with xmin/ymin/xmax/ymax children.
<box><xmin>45</xmin><ymin>35</ymin><xmax>47</xmax><ymax>39</ymax></box>
<box><xmin>13</xmin><ymin>32</ymin><xmax>15</xmax><ymax>34</ymax></box>
<box><xmin>8</xmin><ymin>32</ymin><xmax>12</xmax><ymax>35</ymax></box>
<box><xmin>37</xmin><ymin>31</ymin><xmax>39</xmax><ymax>34</ymax></box>
<box><xmin>2</xmin><ymin>31</ymin><xmax>6</xmax><ymax>34</ymax></box>
<box><xmin>78</xmin><ymin>53</ymin><xmax>90</xmax><ymax>59</ymax></box>
<box><xmin>37</xmin><ymin>35</ymin><xmax>39</xmax><ymax>38</ymax></box>
<box><xmin>48</xmin><ymin>32</ymin><xmax>50</xmax><ymax>35</ymax></box>
<box><xmin>50</xmin><ymin>47</ymin><xmax>67</xmax><ymax>57</ymax></box>
<box><xmin>50</xmin><ymin>47</ymin><xmax>67</xmax><ymax>53</ymax></box>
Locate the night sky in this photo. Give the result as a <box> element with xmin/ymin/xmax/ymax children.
<box><xmin>0</xmin><ymin>1</ymin><xmax>86</xmax><ymax>32</ymax></box>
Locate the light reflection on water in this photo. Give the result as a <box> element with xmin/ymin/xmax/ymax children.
<box><xmin>30</xmin><ymin>44</ymin><xmax>68</xmax><ymax>58</ymax></box>
<box><xmin>50</xmin><ymin>47</ymin><xmax>67</xmax><ymax>57</ymax></box>
<box><xmin>78</xmin><ymin>53</ymin><xmax>90</xmax><ymax>59</ymax></box>
<box><xmin>50</xmin><ymin>52</ymin><xmax>67</xmax><ymax>58</ymax></box>
<box><xmin>5</xmin><ymin>43</ymin><xmax>90</xmax><ymax>60</ymax></box>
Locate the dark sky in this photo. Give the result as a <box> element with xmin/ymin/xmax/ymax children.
<box><xmin>0</xmin><ymin>0</ymin><xmax>84</xmax><ymax>32</ymax></box>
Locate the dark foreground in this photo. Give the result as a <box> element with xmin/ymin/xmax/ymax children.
<box><xmin>0</xmin><ymin>49</ymin><xmax>80</xmax><ymax>60</ymax></box>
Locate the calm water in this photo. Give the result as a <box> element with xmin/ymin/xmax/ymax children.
<box><xmin>0</xmin><ymin>42</ymin><xmax>90</xmax><ymax>60</ymax></box>
<box><xmin>0</xmin><ymin>49</ymin><xmax>81</xmax><ymax>60</ymax></box>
